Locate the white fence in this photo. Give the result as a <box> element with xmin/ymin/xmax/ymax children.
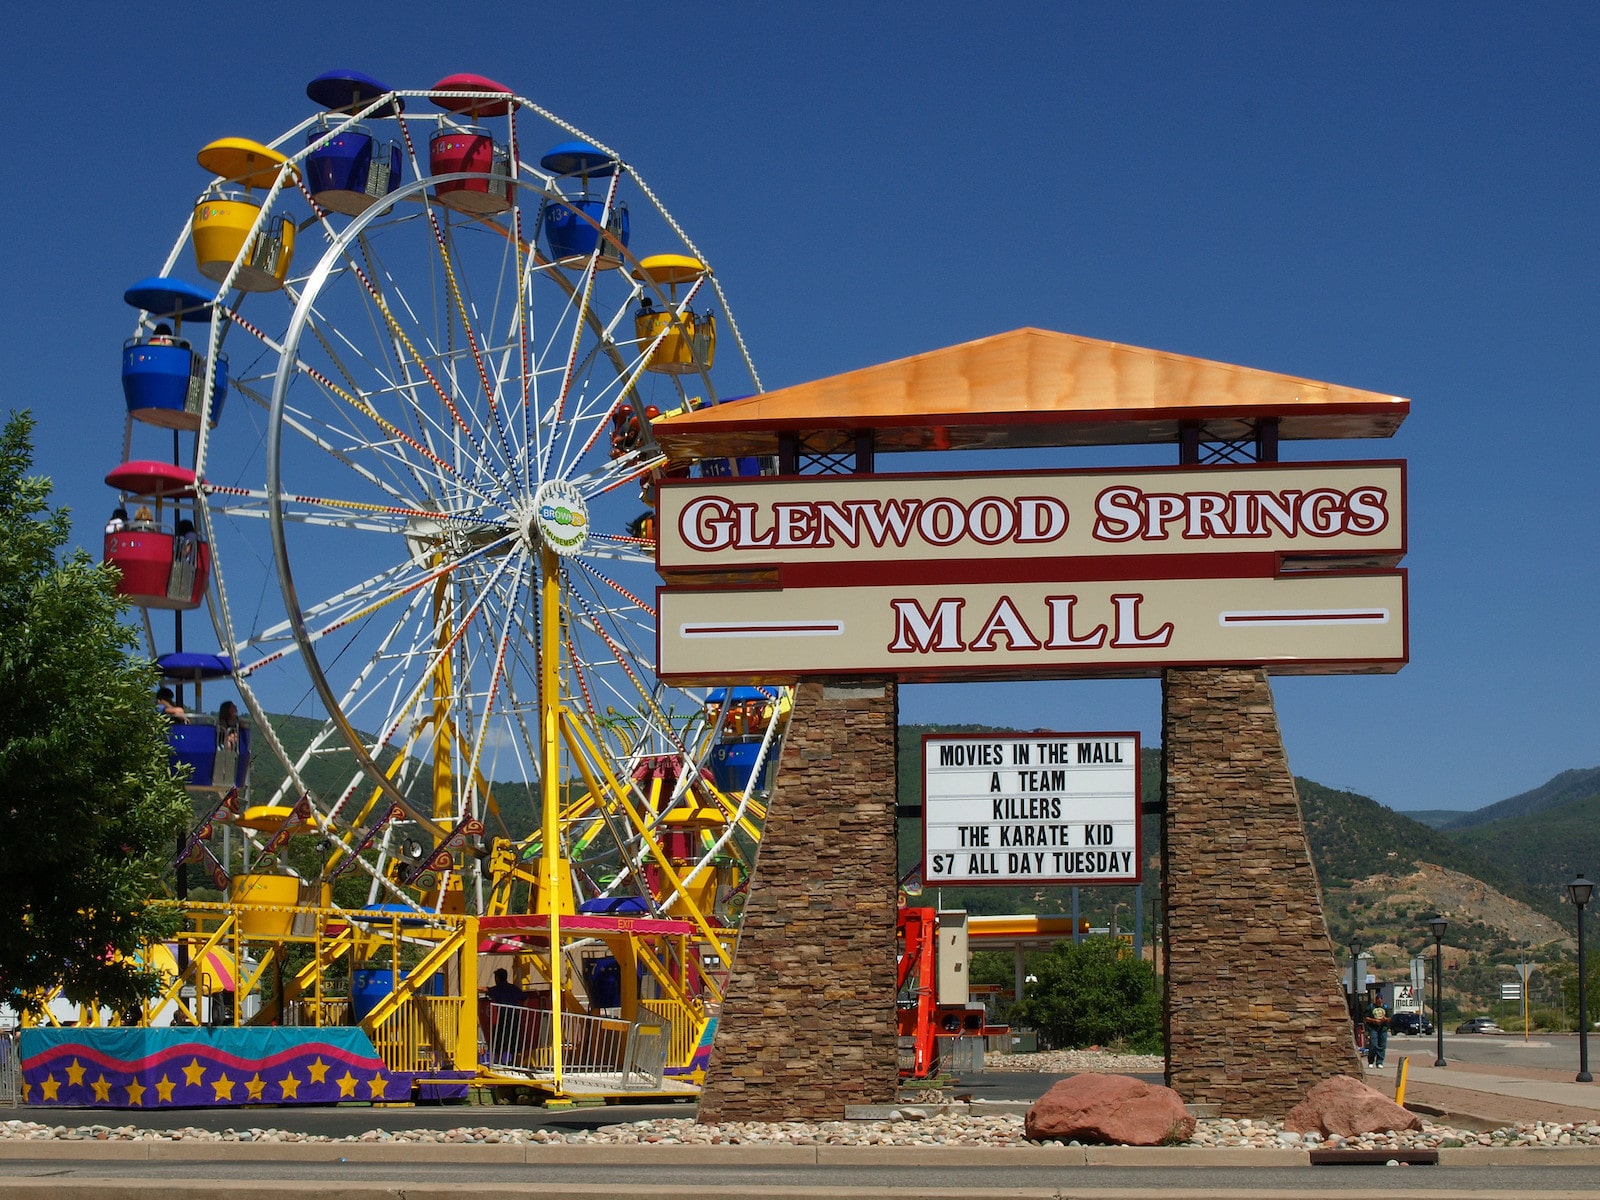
<box><xmin>482</xmin><ymin>1005</ymin><xmax>667</xmax><ymax>1089</ymax></box>
<box><xmin>0</xmin><ymin>1035</ymin><xmax>19</xmax><ymax>1107</ymax></box>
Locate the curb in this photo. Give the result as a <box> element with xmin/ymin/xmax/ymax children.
<box><xmin>2</xmin><ymin>1140</ymin><xmax>1600</xmax><ymax>1166</ymax></box>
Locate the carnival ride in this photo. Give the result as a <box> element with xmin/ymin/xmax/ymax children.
<box><xmin>86</xmin><ymin>70</ymin><xmax>788</xmax><ymax>1102</ymax></box>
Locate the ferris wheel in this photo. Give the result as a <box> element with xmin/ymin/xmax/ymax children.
<box><xmin>107</xmin><ymin>70</ymin><xmax>784</xmax><ymax>935</ymax></box>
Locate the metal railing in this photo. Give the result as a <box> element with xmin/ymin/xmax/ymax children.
<box><xmin>482</xmin><ymin>1005</ymin><xmax>666</xmax><ymax>1089</ymax></box>
<box><xmin>282</xmin><ymin>997</ymin><xmax>352</xmax><ymax>1027</ymax></box>
<box><xmin>639</xmin><ymin>998</ymin><xmax>700</xmax><ymax>1066</ymax></box>
<box><xmin>371</xmin><ymin>995</ymin><xmax>464</xmax><ymax>1073</ymax></box>
<box><xmin>0</xmin><ymin>1034</ymin><xmax>20</xmax><ymax>1107</ymax></box>
<box><xmin>622</xmin><ymin>1017</ymin><xmax>669</xmax><ymax>1088</ymax></box>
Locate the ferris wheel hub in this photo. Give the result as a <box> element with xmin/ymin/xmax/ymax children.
<box><xmin>529</xmin><ymin>479</ymin><xmax>589</xmax><ymax>557</ymax></box>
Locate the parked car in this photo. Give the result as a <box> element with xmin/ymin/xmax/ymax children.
<box><xmin>1455</xmin><ymin>1017</ymin><xmax>1503</xmax><ymax>1034</ymax></box>
<box><xmin>1389</xmin><ymin>1011</ymin><xmax>1433</xmax><ymax>1036</ymax></box>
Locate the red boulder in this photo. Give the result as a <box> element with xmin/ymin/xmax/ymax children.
<box><xmin>1025</xmin><ymin>1074</ymin><xmax>1196</xmax><ymax>1146</ymax></box>
<box><xmin>1283</xmin><ymin>1074</ymin><xmax>1423</xmax><ymax>1137</ymax></box>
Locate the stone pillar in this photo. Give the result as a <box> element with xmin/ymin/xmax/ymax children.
<box><xmin>696</xmin><ymin>679</ymin><xmax>900</xmax><ymax>1122</ymax></box>
<box><xmin>1161</xmin><ymin>666</ymin><xmax>1356</xmax><ymax>1118</ymax></box>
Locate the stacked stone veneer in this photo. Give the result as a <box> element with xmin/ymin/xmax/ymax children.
<box><xmin>1161</xmin><ymin>667</ymin><xmax>1358</xmax><ymax>1117</ymax></box>
<box><xmin>696</xmin><ymin>679</ymin><xmax>900</xmax><ymax>1122</ymax></box>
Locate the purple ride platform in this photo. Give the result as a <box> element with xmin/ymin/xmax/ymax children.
<box><xmin>21</xmin><ymin>1027</ymin><xmax>472</xmax><ymax>1109</ymax></box>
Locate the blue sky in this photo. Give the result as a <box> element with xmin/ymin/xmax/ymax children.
<box><xmin>8</xmin><ymin>4</ymin><xmax>1597</xmax><ymax>814</ymax></box>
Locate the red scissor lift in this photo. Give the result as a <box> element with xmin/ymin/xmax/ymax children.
<box><xmin>896</xmin><ymin>906</ymin><xmax>1009</xmax><ymax>1079</ymax></box>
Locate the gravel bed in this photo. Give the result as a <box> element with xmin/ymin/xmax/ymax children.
<box><xmin>6</xmin><ymin>1114</ymin><xmax>1600</xmax><ymax>1149</ymax></box>
<box><xmin>982</xmin><ymin>1049</ymin><xmax>1165</xmax><ymax>1075</ymax></box>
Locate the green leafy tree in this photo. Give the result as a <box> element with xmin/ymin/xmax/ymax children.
<box><xmin>1011</xmin><ymin>935</ymin><xmax>1163</xmax><ymax>1053</ymax></box>
<box><xmin>0</xmin><ymin>411</ymin><xmax>190</xmax><ymax>1016</ymax></box>
<box><xmin>1555</xmin><ymin>956</ymin><xmax>1600</xmax><ymax>1031</ymax></box>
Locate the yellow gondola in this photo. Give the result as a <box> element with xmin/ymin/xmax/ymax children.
<box><xmin>191</xmin><ymin>138</ymin><xmax>299</xmax><ymax>292</ymax></box>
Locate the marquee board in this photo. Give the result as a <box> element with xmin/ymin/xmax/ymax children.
<box><xmin>923</xmin><ymin>732</ymin><xmax>1140</xmax><ymax>886</ymax></box>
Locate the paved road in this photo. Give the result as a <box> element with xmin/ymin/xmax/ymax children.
<box><xmin>1393</xmin><ymin>1029</ymin><xmax>1595</xmax><ymax>1074</ymax></box>
<box><xmin>0</xmin><ymin>1150</ymin><xmax>1598</xmax><ymax>1199</ymax></box>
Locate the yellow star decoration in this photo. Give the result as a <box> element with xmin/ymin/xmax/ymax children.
<box><xmin>211</xmin><ymin>1073</ymin><xmax>235</xmax><ymax>1102</ymax></box>
<box><xmin>155</xmin><ymin>1074</ymin><xmax>176</xmax><ymax>1104</ymax></box>
<box><xmin>40</xmin><ymin>1075</ymin><xmax>60</xmax><ymax>1102</ymax></box>
<box><xmin>182</xmin><ymin>1058</ymin><xmax>207</xmax><ymax>1087</ymax></box>
<box><xmin>278</xmin><ymin>1071</ymin><xmax>300</xmax><ymax>1100</ymax></box>
<box><xmin>307</xmin><ymin>1057</ymin><xmax>330</xmax><ymax>1084</ymax></box>
<box><xmin>366</xmin><ymin>1073</ymin><xmax>388</xmax><ymax>1099</ymax></box>
<box><xmin>91</xmin><ymin>1075</ymin><xmax>112</xmax><ymax>1103</ymax></box>
<box><xmin>65</xmin><ymin>1060</ymin><xmax>86</xmax><ymax>1086</ymax></box>
<box><xmin>125</xmin><ymin>1079</ymin><xmax>146</xmax><ymax>1107</ymax></box>
<box><xmin>336</xmin><ymin>1070</ymin><xmax>358</xmax><ymax>1098</ymax></box>
<box><xmin>19</xmin><ymin>1081</ymin><xmax>30</xmax><ymax>1104</ymax></box>
<box><xmin>245</xmin><ymin>1074</ymin><xmax>267</xmax><ymax>1102</ymax></box>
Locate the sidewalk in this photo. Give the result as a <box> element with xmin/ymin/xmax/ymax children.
<box><xmin>1368</xmin><ymin>1055</ymin><xmax>1600</xmax><ymax>1129</ymax></box>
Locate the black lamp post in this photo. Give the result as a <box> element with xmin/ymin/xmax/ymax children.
<box><xmin>1347</xmin><ymin>942</ymin><xmax>1363</xmax><ymax>1054</ymax></box>
<box><xmin>1567</xmin><ymin>875</ymin><xmax>1594</xmax><ymax>1083</ymax></box>
<box><xmin>1428</xmin><ymin>916</ymin><xmax>1447</xmax><ymax>1067</ymax></box>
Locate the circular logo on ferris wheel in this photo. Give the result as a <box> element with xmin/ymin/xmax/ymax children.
<box><xmin>533</xmin><ymin>479</ymin><xmax>589</xmax><ymax>556</ymax></box>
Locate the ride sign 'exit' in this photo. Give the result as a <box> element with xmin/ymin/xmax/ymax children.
<box><xmin>922</xmin><ymin>732</ymin><xmax>1141</xmax><ymax>887</ymax></box>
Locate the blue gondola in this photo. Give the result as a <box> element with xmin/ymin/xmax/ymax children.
<box><xmin>539</xmin><ymin>140</ymin><xmax>629</xmax><ymax>267</ymax></box>
<box><xmin>704</xmin><ymin>687</ymin><xmax>777</xmax><ymax>705</ymax></box>
<box><xmin>576</xmin><ymin>896</ymin><xmax>650</xmax><ymax>915</ymax></box>
<box><xmin>167</xmin><ymin>723</ymin><xmax>251</xmax><ymax>792</ymax></box>
<box><xmin>304</xmin><ymin>70</ymin><xmax>405</xmax><ymax>216</ymax></box>
<box><xmin>709</xmin><ymin>742</ymin><xmax>774</xmax><ymax>794</ymax></box>
<box><xmin>158</xmin><ymin>653</ymin><xmax>249</xmax><ymax>791</ymax></box>
<box><xmin>121</xmin><ymin>277</ymin><xmax>229</xmax><ymax>431</ymax></box>
<box><xmin>703</xmin><ymin>685</ymin><xmax>778</xmax><ymax>791</ymax></box>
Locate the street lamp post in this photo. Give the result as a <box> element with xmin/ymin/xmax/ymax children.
<box><xmin>1428</xmin><ymin>916</ymin><xmax>1447</xmax><ymax>1067</ymax></box>
<box><xmin>1347</xmin><ymin>942</ymin><xmax>1363</xmax><ymax>1056</ymax></box>
<box><xmin>1567</xmin><ymin>875</ymin><xmax>1594</xmax><ymax>1084</ymax></box>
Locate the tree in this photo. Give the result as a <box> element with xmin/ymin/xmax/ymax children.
<box><xmin>0</xmin><ymin>411</ymin><xmax>190</xmax><ymax>1016</ymax></box>
<box><xmin>1555</xmin><ymin>955</ymin><xmax>1600</xmax><ymax>1031</ymax></box>
<box><xmin>1010</xmin><ymin>935</ymin><xmax>1163</xmax><ymax>1053</ymax></box>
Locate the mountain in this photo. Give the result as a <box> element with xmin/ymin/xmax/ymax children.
<box><xmin>1295</xmin><ymin>778</ymin><xmax>1558</xmax><ymax>918</ymax></box>
<box><xmin>1398</xmin><ymin>809</ymin><xmax>1469</xmax><ymax>830</ymax></box>
<box><xmin>1440</xmin><ymin>766</ymin><xmax>1600</xmax><ymax>832</ymax></box>
<box><xmin>1295</xmin><ymin>779</ymin><xmax>1572</xmax><ymax>1005</ymax></box>
<box><xmin>1446</xmin><ymin>791</ymin><xmax>1600</xmax><ymax>900</ymax></box>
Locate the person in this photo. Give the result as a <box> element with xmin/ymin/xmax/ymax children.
<box><xmin>216</xmin><ymin>701</ymin><xmax>240</xmax><ymax>751</ymax></box>
<box><xmin>1364</xmin><ymin>988</ymin><xmax>1390</xmax><ymax>1068</ymax></box>
<box><xmin>485</xmin><ymin>967</ymin><xmax>523</xmax><ymax>1007</ymax></box>
<box><xmin>484</xmin><ymin>968</ymin><xmax>525</xmax><ymax>1066</ymax></box>
<box><xmin>156</xmin><ymin>687</ymin><xmax>187</xmax><ymax>723</ymax></box>
<box><xmin>147</xmin><ymin>322</ymin><xmax>179</xmax><ymax>346</ymax></box>
<box><xmin>131</xmin><ymin>505</ymin><xmax>156</xmax><ymax>531</ymax></box>
<box><xmin>105</xmin><ymin>507</ymin><xmax>128</xmax><ymax>534</ymax></box>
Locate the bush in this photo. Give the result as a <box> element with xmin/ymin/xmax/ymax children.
<box><xmin>1010</xmin><ymin>935</ymin><xmax>1162</xmax><ymax>1053</ymax></box>
<box><xmin>1528</xmin><ymin>1005</ymin><xmax>1567</xmax><ymax>1032</ymax></box>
